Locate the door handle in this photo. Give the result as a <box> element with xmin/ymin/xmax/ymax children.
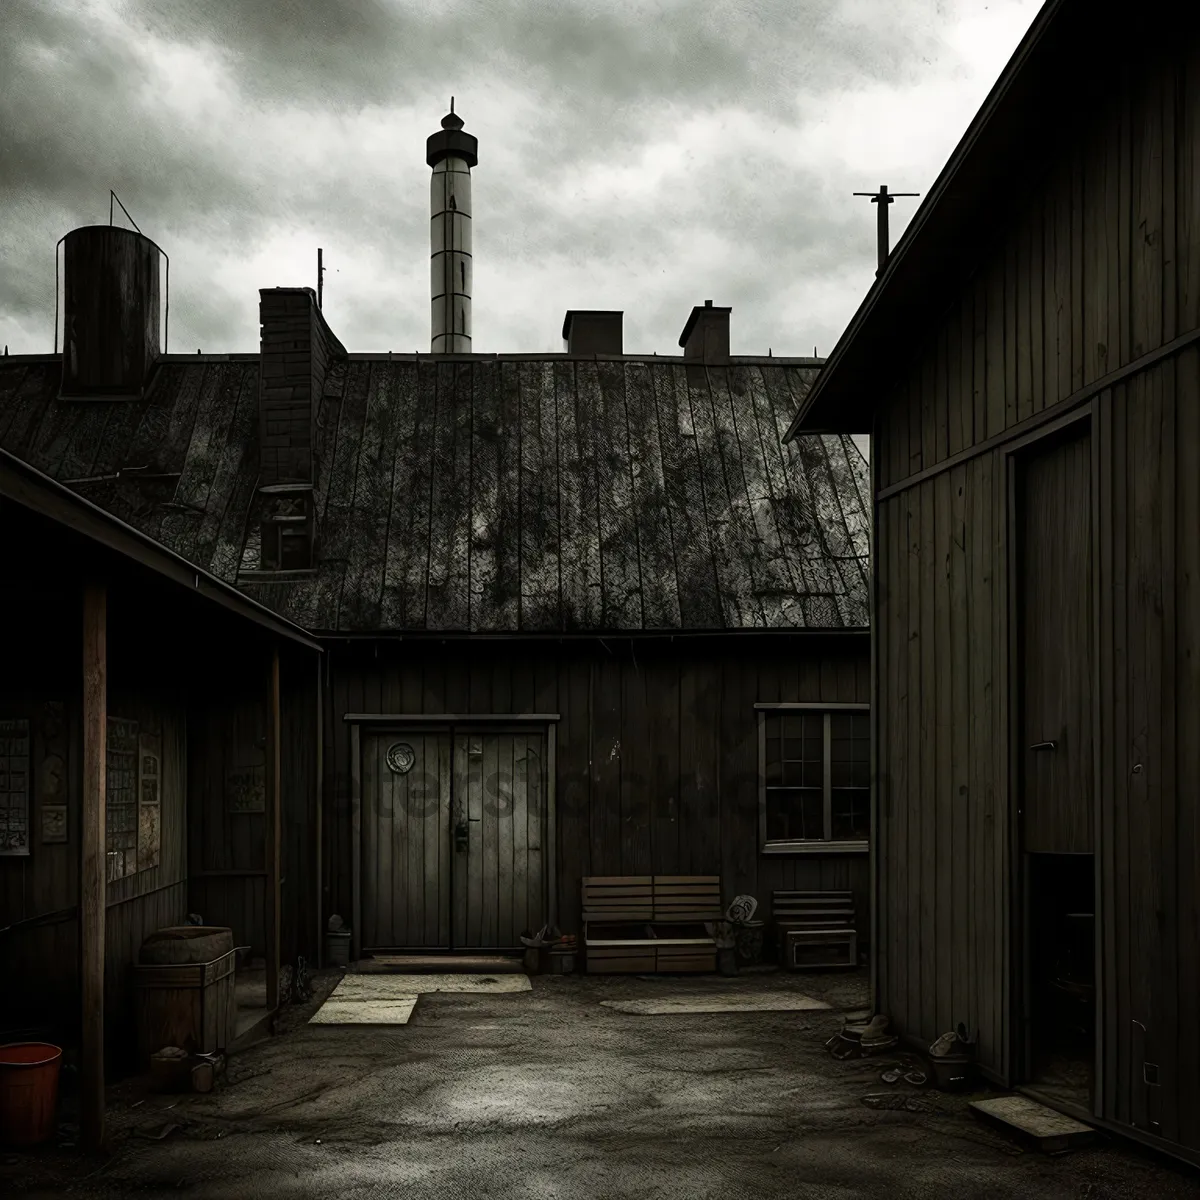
<box><xmin>1029</xmin><ymin>741</ymin><xmax>1057</xmax><ymax>752</ymax></box>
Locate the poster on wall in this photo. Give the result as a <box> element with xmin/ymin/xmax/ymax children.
<box><xmin>41</xmin><ymin>804</ymin><xmax>67</xmax><ymax>843</ymax></box>
<box><xmin>106</xmin><ymin>717</ymin><xmax>140</xmax><ymax>881</ymax></box>
<box><xmin>0</xmin><ymin>718</ymin><xmax>31</xmax><ymax>857</ymax></box>
<box><xmin>227</xmin><ymin>762</ymin><xmax>266</xmax><ymax>813</ymax></box>
<box><xmin>138</xmin><ymin>737</ymin><xmax>161</xmax><ymax>871</ymax></box>
<box><xmin>39</xmin><ymin>701</ymin><xmax>68</xmax><ymax>845</ymax></box>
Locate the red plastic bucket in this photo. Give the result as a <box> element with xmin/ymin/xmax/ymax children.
<box><xmin>0</xmin><ymin>1042</ymin><xmax>62</xmax><ymax>1146</ymax></box>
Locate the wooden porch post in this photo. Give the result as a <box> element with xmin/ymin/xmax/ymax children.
<box><xmin>81</xmin><ymin>582</ymin><xmax>107</xmax><ymax>1152</ymax></box>
<box><xmin>265</xmin><ymin>645</ymin><xmax>282</xmax><ymax>1009</ymax></box>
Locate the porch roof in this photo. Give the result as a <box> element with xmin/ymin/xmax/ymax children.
<box><xmin>782</xmin><ymin>0</ymin><xmax>1118</xmax><ymax>438</ymax></box>
<box><xmin>0</xmin><ymin>446</ymin><xmax>322</xmax><ymax>651</ymax></box>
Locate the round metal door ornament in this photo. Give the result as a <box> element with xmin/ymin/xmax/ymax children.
<box><xmin>386</xmin><ymin>742</ymin><xmax>416</xmax><ymax>775</ymax></box>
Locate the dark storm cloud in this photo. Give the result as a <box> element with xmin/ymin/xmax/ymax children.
<box><xmin>0</xmin><ymin>2</ymin><xmax>256</xmax><ymax>217</ymax></box>
<box><xmin>0</xmin><ymin>0</ymin><xmax>1035</xmax><ymax>355</ymax></box>
<box><xmin>128</xmin><ymin>0</ymin><xmax>941</xmax><ymax>116</ymax></box>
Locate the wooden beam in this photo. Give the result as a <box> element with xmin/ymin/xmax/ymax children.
<box><xmin>342</xmin><ymin>712</ymin><xmax>562</xmax><ymax>724</ymax></box>
<box><xmin>875</xmin><ymin>324</ymin><xmax>1200</xmax><ymax>501</ymax></box>
<box><xmin>546</xmin><ymin>722</ymin><xmax>558</xmax><ymax>929</ymax></box>
<box><xmin>350</xmin><ymin>723</ymin><xmax>361</xmax><ymax>964</ymax></box>
<box><xmin>315</xmin><ymin>653</ymin><xmax>324</xmax><ymax>967</ymax></box>
<box><xmin>265</xmin><ymin>646</ymin><xmax>282</xmax><ymax>1010</ymax></box>
<box><xmin>80</xmin><ymin>581</ymin><xmax>106</xmax><ymax>1153</ymax></box>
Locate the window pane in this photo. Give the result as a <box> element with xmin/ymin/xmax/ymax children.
<box><xmin>765</xmin><ymin>735</ymin><xmax>781</xmax><ymax>785</ymax></box>
<box><xmin>831</xmin><ymin>787</ymin><xmax>870</xmax><ymax>841</ymax></box>
<box><xmin>765</xmin><ymin>787</ymin><xmax>825</xmax><ymax>841</ymax></box>
<box><xmin>831</xmin><ymin>711</ymin><xmax>869</xmax><ymax>789</ymax></box>
<box><xmin>783</xmin><ymin>737</ymin><xmax>805</xmax><ymax>762</ymax></box>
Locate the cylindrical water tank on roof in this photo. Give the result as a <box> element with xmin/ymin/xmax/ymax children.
<box><xmin>61</xmin><ymin>225</ymin><xmax>161</xmax><ymax>396</ymax></box>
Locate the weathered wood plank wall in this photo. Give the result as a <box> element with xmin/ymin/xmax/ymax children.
<box><xmin>876</xmin><ymin>38</ymin><xmax>1200</xmax><ymax>495</ymax></box>
<box><xmin>0</xmin><ymin>582</ymin><xmax>189</xmax><ymax>1070</ymax></box>
<box><xmin>321</xmin><ymin>635</ymin><xmax>871</xmax><ymax>943</ymax></box>
<box><xmin>871</xmin><ymin>34</ymin><xmax>1200</xmax><ymax>1152</ymax></box>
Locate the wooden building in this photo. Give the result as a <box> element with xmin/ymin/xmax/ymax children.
<box><xmin>785</xmin><ymin>0</ymin><xmax>1200</xmax><ymax>1165</ymax></box>
<box><xmin>0</xmin><ymin>445</ymin><xmax>320</xmax><ymax>1144</ymax></box>
<box><xmin>1</xmin><ymin>234</ymin><xmax>871</xmax><ymax>978</ymax></box>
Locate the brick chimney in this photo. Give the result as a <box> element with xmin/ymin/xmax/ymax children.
<box><xmin>678</xmin><ymin>300</ymin><xmax>731</xmax><ymax>363</ymax></box>
<box><xmin>562</xmin><ymin>310</ymin><xmax>623</xmax><ymax>355</ymax></box>
<box><xmin>255</xmin><ymin>287</ymin><xmax>346</xmax><ymax>571</ymax></box>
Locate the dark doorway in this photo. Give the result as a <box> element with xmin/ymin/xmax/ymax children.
<box><xmin>1012</xmin><ymin>421</ymin><xmax>1096</xmax><ymax>1111</ymax></box>
<box><xmin>1025</xmin><ymin>853</ymin><xmax>1095</xmax><ymax>1109</ymax></box>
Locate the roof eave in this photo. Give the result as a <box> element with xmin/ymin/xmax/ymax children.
<box><xmin>0</xmin><ymin>448</ymin><xmax>322</xmax><ymax>652</ymax></box>
<box><xmin>782</xmin><ymin>0</ymin><xmax>1071</xmax><ymax>443</ymax></box>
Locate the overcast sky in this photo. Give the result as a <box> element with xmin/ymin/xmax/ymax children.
<box><xmin>1</xmin><ymin>0</ymin><xmax>1043</xmax><ymax>358</ymax></box>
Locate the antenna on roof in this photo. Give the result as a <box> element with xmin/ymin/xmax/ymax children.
<box><xmin>853</xmin><ymin>184</ymin><xmax>919</xmax><ymax>275</ymax></box>
<box><xmin>317</xmin><ymin>248</ymin><xmax>325</xmax><ymax>310</ymax></box>
<box><xmin>108</xmin><ymin>190</ymin><xmax>142</xmax><ymax>233</ymax></box>
<box><xmin>450</xmin><ymin>95</ymin><xmax>455</xmax><ymax>114</ymax></box>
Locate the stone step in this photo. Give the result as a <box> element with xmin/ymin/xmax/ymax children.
<box><xmin>354</xmin><ymin>954</ymin><xmax>524</xmax><ymax>974</ymax></box>
<box><xmin>970</xmin><ymin>1094</ymin><xmax>1097</xmax><ymax>1153</ymax></box>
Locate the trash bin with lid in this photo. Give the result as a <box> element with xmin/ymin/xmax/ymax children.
<box><xmin>133</xmin><ymin>926</ymin><xmax>237</xmax><ymax>1064</ymax></box>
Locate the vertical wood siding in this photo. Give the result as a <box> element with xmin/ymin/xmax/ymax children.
<box><xmin>322</xmin><ymin>635</ymin><xmax>870</xmax><ymax>943</ymax></box>
<box><xmin>0</xmin><ymin>588</ymin><xmax>189</xmax><ymax>1069</ymax></box>
<box><xmin>876</xmin><ymin>38</ymin><xmax>1200</xmax><ymax>493</ymax></box>
<box><xmin>871</xmin><ymin>35</ymin><xmax>1200</xmax><ymax>1154</ymax></box>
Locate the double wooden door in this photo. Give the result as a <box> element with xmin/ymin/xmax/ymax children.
<box><xmin>361</xmin><ymin>728</ymin><xmax>547</xmax><ymax>950</ymax></box>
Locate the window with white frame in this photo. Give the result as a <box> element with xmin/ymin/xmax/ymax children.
<box><xmin>758</xmin><ymin>705</ymin><xmax>870</xmax><ymax>851</ymax></box>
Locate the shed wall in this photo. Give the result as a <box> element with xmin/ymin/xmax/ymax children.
<box><xmin>0</xmin><ymin>583</ymin><xmax>189</xmax><ymax>1073</ymax></box>
<box><xmin>876</xmin><ymin>36</ymin><xmax>1200</xmax><ymax>496</ymax></box>
<box><xmin>871</xmin><ymin>31</ymin><xmax>1200</xmax><ymax>1154</ymax></box>
<box><xmin>322</xmin><ymin>635</ymin><xmax>871</xmax><ymax>943</ymax></box>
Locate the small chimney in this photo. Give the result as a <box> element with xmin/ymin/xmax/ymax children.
<box><xmin>678</xmin><ymin>300</ymin><xmax>731</xmax><ymax>363</ymax></box>
<box><xmin>562</xmin><ymin>310</ymin><xmax>623</xmax><ymax>355</ymax></box>
<box><xmin>256</xmin><ymin>287</ymin><xmax>346</xmax><ymax>571</ymax></box>
<box><xmin>60</xmin><ymin>225</ymin><xmax>163</xmax><ymax>398</ymax></box>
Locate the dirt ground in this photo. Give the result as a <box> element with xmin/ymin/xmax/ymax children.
<box><xmin>5</xmin><ymin>967</ymin><xmax>1197</xmax><ymax>1199</ymax></box>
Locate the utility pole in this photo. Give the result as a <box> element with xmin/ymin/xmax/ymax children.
<box><xmin>317</xmin><ymin>248</ymin><xmax>324</xmax><ymax>310</ymax></box>
<box><xmin>853</xmin><ymin>185</ymin><xmax>920</xmax><ymax>275</ymax></box>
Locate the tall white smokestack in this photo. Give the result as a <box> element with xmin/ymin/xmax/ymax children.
<box><xmin>427</xmin><ymin>99</ymin><xmax>477</xmax><ymax>353</ymax></box>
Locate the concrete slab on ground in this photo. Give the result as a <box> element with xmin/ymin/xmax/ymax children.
<box><xmin>308</xmin><ymin>995</ymin><xmax>419</xmax><ymax>1025</ymax></box>
<box><xmin>13</xmin><ymin>969</ymin><xmax>1197</xmax><ymax>1200</ymax></box>
<box><xmin>340</xmin><ymin>972</ymin><xmax>532</xmax><ymax>995</ymax></box>
<box><xmin>357</xmin><ymin>954</ymin><xmax>524</xmax><ymax>973</ymax></box>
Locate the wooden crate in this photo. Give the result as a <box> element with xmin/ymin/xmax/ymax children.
<box><xmin>585</xmin><ymin>943</ymin><xmax>658</xmax><ymax>974</ymax></box>
<box><xmin>774</xmin><ymin>889</ymin><xmax>858</xmax><ymax>971</ymax></box>
<box><xmin>782</xmin><ymin>927</ymin><xmax>858</xmax><ymax>970</ymax></box>
<box><xmin>655</xmin><ymin>942</ymin><xmax>718</xmax><ymax>973</ymax></box>
<box><xmin>583</xmin><ymin>875</ymin><xmax>720</xmax><ymax>974</ymax></box>
<box><xmin>133</xmin><ymin>949</ymin><xmax>237</xmax><ymax>1063</ymax></box>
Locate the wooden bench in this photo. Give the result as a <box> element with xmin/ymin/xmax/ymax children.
<box><xmin>583</xmin><ymin>875</ymin><xmax>721</xmax><ymax>974</ymax></box>
<box><xmin>772</xmin><ymin>890</ymin><xmax>858</xmax><ymax>970</ymax></box>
